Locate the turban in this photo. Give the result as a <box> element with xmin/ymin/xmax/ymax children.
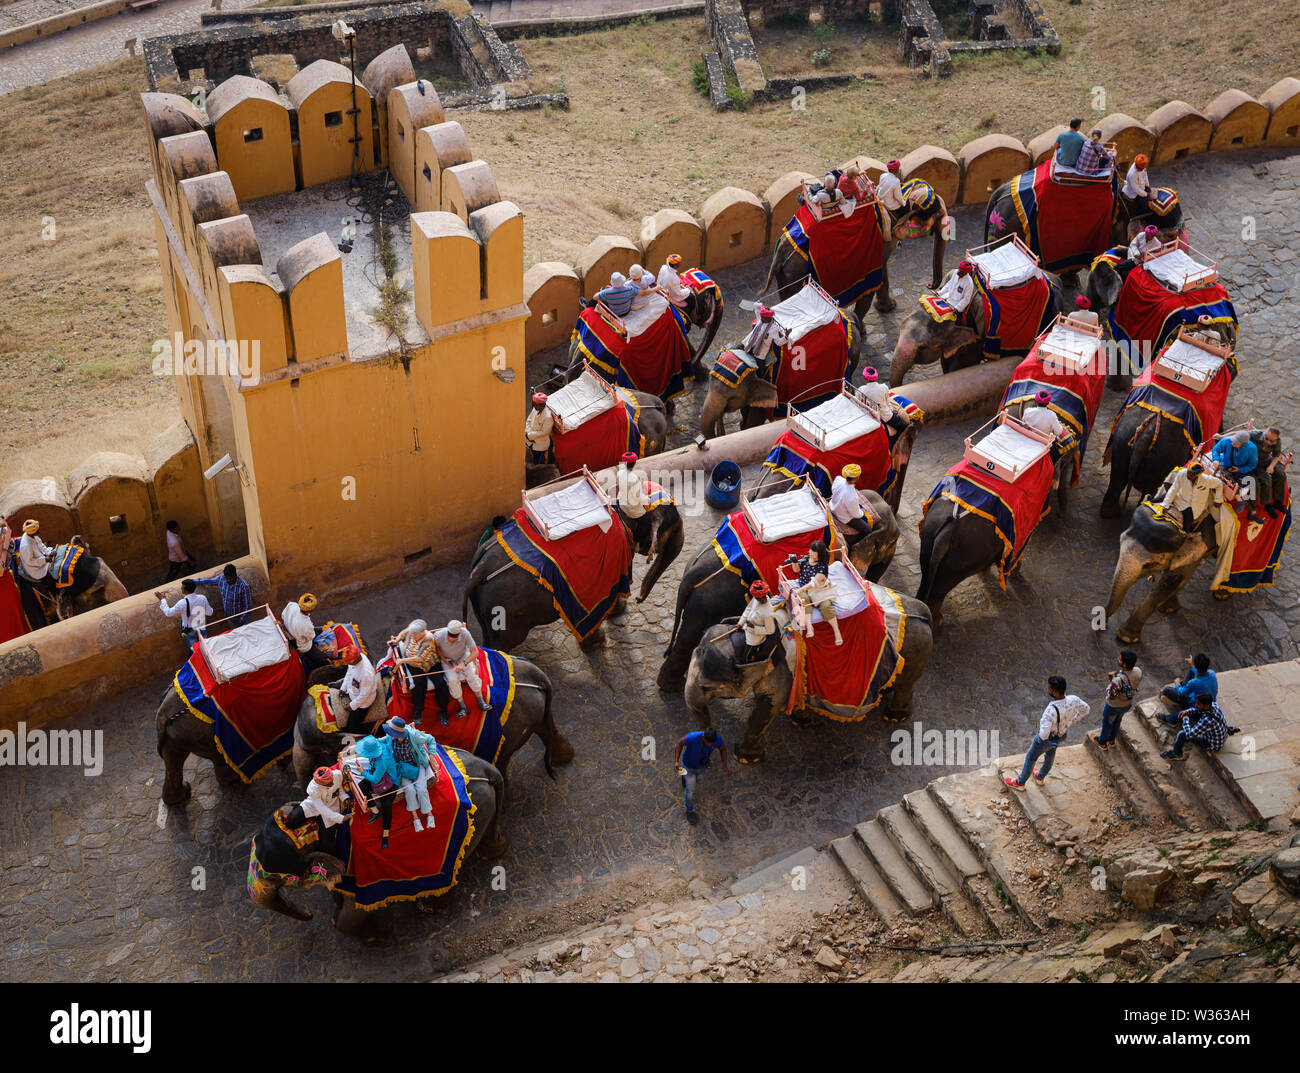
<box><xmin>957</xmin><ymin>260</ymin><xmax>974</xmax><ymax>276</ymax></box>
<box><xmin>759</xmin><ymin>306</ymin><xmax>775</xmax><ymax>321</ymax></box>
<box><xmin>1035</xmin><ymin>390</ymin><xmax>1051</xmax><ymax>405</ymax></box>
<box><xmin>1188</xmin><ymin>462</ymin><xmax>1204</xmax><ymax>475</ymax></box>
<box><xmin>1144</xmin><ymin>225</ymin><xmax>1158</xmax><ymax>236</ymax></box>
<box><xmin>532</xmin><ymin>392</ymin><xmax>548</xmax><ymax>405</ymax></box>
<box><xmin>666</xmin><ymin>253</ymin><xmax>683</xmax><ymax>267</ymax></box>
<box><xmin>1075</xmin><ymin>295</ymin><xmax>1091</xmax><ymax>309</ymax></box>
<box><xmin>298</xmin><ymin>593</ymin><xmax>318</xmax><ymax>613</ymax></box>
<box><xmin>862</xmin><ymin>367</ymin><xmax>879</xmax><ymax>383</ymax></box>
<box><xmin>621</xmin><ymin>452</ymin><xmax>639</xmax><ymax>466</ymax></box>
<box><xmin>887</xmin><ymin>160</ymin><xmax>901</xmax><ymax>172</ymax></box>
<box><xmin>313</xmin><ymin>767</ymin><xmax>336</xmax><ymax>787</ymax></box>
<box><xmin>842</xmin><ymin>464</ymin><xmax>862</xmax><ymax>479</ymax></box>
<box><xmin>22</xmin><ymin>519</ymin><xmax>39</xmax><ymax>535</ymax></box>
<box><xmin>340</xmin><ymin>645</ymin><xmax>361</xmax><ymax>664</ymax></box>
<box><xmin>1134</xmin><ymin>154</ymin><xmax>1148</xmax><ymax>168</ymax></box>
<box><xmin>749</xmin><ymin>581</ymin><xmax>769</xmax><ymax>598</ymax></box>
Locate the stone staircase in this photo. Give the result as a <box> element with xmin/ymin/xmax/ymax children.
<box><xmin>832</xmin><ymin>691</ymin><xmax>1276</xmax><ymax>935</ymax></box>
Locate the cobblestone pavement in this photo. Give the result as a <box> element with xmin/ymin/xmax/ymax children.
<box><xmin>2</xmin><ymin>149</ymin><xmax>1297</xmax><ymax>981</ymax></box>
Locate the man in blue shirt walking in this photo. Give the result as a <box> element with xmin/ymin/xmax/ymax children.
<box><xmin>674</xmin><ymin>728</ymin><xmax>730</xmax><ymax>825</ymax></box>
<box><xmin>194</xmin><ymin>563</ymin><xmax>252</xmax><ymax>630</ymax></box>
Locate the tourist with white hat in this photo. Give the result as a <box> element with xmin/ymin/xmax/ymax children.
<box><xmin>434</xmin><ymin>618</ymin><xmax>491</xmax><ymax>721</ymax></box>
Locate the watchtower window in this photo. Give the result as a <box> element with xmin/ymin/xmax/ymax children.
<box><xmin>325</xmin><ymin>111</ymin><xmax>343</xmax><ymax>128</ymax></box>
<box><xmin>243</xmin><ymin>128</ymin><xmax>263</xmax><ymax>143</ymax></box>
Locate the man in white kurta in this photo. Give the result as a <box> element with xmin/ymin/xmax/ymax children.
<box><xmin>281</xmin><ymin>595</ymin><xmax>318</xmax><ymax>653</ymax></box>
<box><xmin>17</xmin><ymin>522</ymin><xmax>53</xmax><ymax>583</ymax></box>
<box><xmin>740</xmin><ymin>308</ymin><xmax>787</xmax><ymax>368</ymax></box>
<box><xmin>830</xmin><ymin>464</ymin><xmax>873</xmax><ymax>544</ymax></box>
<box><xmin>340</xmin><ymin>644</ymin><xmax>377</xmax><ymax>713</ymax></box>
<box><xmin>935</xmin><ymin>261</ymin><xmax>977</xmax><ymax>314</ymax></box>
<box><xmin>525</xmin><ymin>393</ymin><xmax>554</xmax><ymax>464</ymax></box>
<box><xmin>656</xmin><ymin>257</ymin><xmax>692</xmax><ymax>308</ymax></box>
<box><xmin>738</xmin><ymin>581</ymin><xmax>779</xmax><ymax>662</ymax></box>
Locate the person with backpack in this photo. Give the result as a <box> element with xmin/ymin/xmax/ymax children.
<box><xmin>1089</xmin><ymin>650</ymin><xmax>1142</xmax><ymax>751</ymax></box>
<box><xmin>156</xmin><ymin>579</ymin><xmax>214</xmax><ymax>648</ymax></box>
<box><xmin>1005</xmin><ymin>676</ymin><xmax>1090</xmax><ymax>789</ymax></box>
<box><xmin>674</xmin><ymin>728</ymin><xmax>730</xmax><ymax>825</ymax></box>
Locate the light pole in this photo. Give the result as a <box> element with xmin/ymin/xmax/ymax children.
<box><xmin>331</xmin><ymin>19</ymin><xmax>361</xmax><ymax>192</ymax></box>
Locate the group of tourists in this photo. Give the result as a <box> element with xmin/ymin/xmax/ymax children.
<box><xmin>1157</xmin><ymin>424</ymin><xmax>1290</xmax><ymax>535</ymax></box>
<box><xmin>587</xmin><ymin>253</ymin><xmax>695</xmax><ymax>321</ymax></box>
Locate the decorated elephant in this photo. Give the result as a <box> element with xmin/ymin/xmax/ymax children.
<box><xmin>1083</xmin><ymin>259</ymin><xmax>1238</xmax><ymax>390</ymax></box>
<box><xmin>532</xmin><ymin>387</ymin><xmax>671</xmax><ymax>480</ymax></box>
<box><xmin>682</xmin><ymin>588</ymin><xmax>934</xmax><ymax>762</ymax></box>
<box><xmin>1102</xmin><ymin>494</ymin><xmax>1223</xmax><ymax>644</ymax></box>
<box><xmin>697</xmin><ymin>307</ymin><xmax>864</xmax><ymax>439</ymax></box>
<box><xmin>762</xmin><ymin>184</ymin><xmax>950</xmax><ymax>316</ymax></box>
<box><xmin>246</xmin><ymin>748</ymin><xmax>505</xmax><ymax>934</ymax></box>
<box><xmin>888</xmin><ymin>266</ymin><xmax>1066</xmax><ymax>387</ymax></box>
<box><xmin>1097</xmin><ymin>322</ymin><xmax>1238</xmax><ymax>519</ymax></box>
<box><xmin>463</xmin><ymin>501</ymin><xmax>683</xmax><ymax>650</ymax></box>
<box><xmin>916</xmin><ymin>437</ymin><xmax>1081</xmax><ymax>626</ymax></box>
<box><xmin>290</xmin><ymin>652</ymin><xmax>573</xmax><ymax>801</ymax></box>
<box><xmin>656</xmin><ymin>491</ymin><xmax>899</xmax><ymax>691</ymax></box>
<box><xmin>18</xmin><ymin>539</ymin><xmax>129</xmax><ymax>626</ymax></box>
<box><xmin>985</xmin><ymin>165</ymin><xmax>1183</xmax><ymax>279</ymax></box>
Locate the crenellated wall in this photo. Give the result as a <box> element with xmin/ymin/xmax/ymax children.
<box><xmin>521</xmin><ymin>75</ymin><xmax>1300</xmax><ymax>354</ymax></box>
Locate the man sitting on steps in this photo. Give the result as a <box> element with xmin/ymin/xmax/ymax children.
<box><xmin>1159</xmin><ymin>692</ymin><xmax>1229</xmax><ymax>762</ymax></box>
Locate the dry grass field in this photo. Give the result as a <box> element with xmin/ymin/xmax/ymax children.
<box><xmin>1</xmin><ymin>0</ymin><xmax>1298</xmax><ymax>483</ymax></box>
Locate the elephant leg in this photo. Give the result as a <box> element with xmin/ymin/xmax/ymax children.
<box><xmin>292</xmin><ymin>745</ymin><xmax>317</xmax><ymax>790</ymax></box>
<box><xmin>213</xmin><ymin>755</ymin><xmax>244</xmax><ymax>788</ymax></box>
<box><xmin>736</xmin><ymin>693</ymin><xmax>780</xmax><ymax>764</ymax></box>
<box><xmin>333</xmin><ymin>896</ymin><xmax>370</xmax><ymax>936</ymax></box>
<box><xmin>159</xmin><ymin>740</ymin><xmax>192</xmax><ymax>806</ymax></box>
<box><xmin>1117</xmin><ymin>570</ymin><xmax>1192</xmax><ymax>644</ymax></box>
<box><xmin>608</xmin><ymin>594</ymin><xmax>628</xmax><ymax>618</ymax></box>
<box><xmin>875</xmin><ymin>256</ymin><xmax>896</xmax><ymax>312</ymax></box>
<box><xmin>549</xmin><ymin>725</ymin><xmax>575</xmax><ymax>766</ymax></box>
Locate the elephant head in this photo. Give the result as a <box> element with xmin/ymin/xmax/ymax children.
<box><xmin>1084</xmin><ymin>260</ymin><xmax>1124</xmax><ymax>317</ymax></box>
<box><xmin>889</xmin><ymin>308</ymin><xmax>979</xmax><ymax>387</ymax></box>
<box><xmin>247</xmin><ymin>804</ymin><xmax>348</xmax><ymax>922</ymax></box>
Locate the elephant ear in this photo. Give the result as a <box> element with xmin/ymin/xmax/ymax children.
<box><xmin>941</xmin><ymin>324</ymin><xmax>979</xmax><ymax>359</ymax></box>
<box><xmin>750</xmin><ymin>379</ymin><xmax>780</xmax><ymax>407</ymax></box>
<box><xmin>302</xmin><ymin>851</ymin><xmax>347</xmax><ymax>891</ymax></box>
<box><xmin>1089</xmin><ymin>263</ymin><xmax>1122</xmax><ymax>309</ymax></box>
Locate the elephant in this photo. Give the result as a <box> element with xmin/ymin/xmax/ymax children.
<box><xmin>463</xmin><ymin>503</ymin><xmax>683</xmax><ymax>650</ymax></box>
<box><xmin>887</xmin><ymin>269</ymin><xmax>1068</xmax><ymax>387</ymax></box>
<box><xmin>915</xmin><ymin>439</ymin><xmax>1080</xmax><ymax>626</ymax></box>
<box><xmin>246</xmin><ymin>748</ymin><xmax>505</xmax><ymax>934</ymax></box>
<box><xmin>697</xmin><ymin>308</ymin><xmax>864</xmax><ymax>439</ymax></box>
<box><xmin>681</xmin><ymin>275</ymin><xmax>726</xmax><ymax>374</ymax></box>
<box><xmin>24</xmin><ymin>540</ymin><xmax>129</xmax><ymax>624</ymax></box>
<box><xmin>984</xmin><ymin>175</ymin><xmax>1184</xmax><ymax>284</ymax></box>
<box><xmin>290</xmin><ymin>654</ymin><xmax>574</xmax><ymax>802</ymax></box>
<box><xmin>656</xmin><ymin>491</ymin><xmax>899</xmax><ymax>692</ymax></box>
<box><xmin>682</xmin><ymin>590</ymin><xmax>934</xmax><ymax>762</ymax></box>
<box><xmin>1096</xmin><ymin>321</ymin><xmax>1238</xmax><ymax>519</ymax></box>
<box><xmin>1102</xmin><ymin>491</ymin><xmax>1224</xmax><ymax>644</ymax></box>
<box><xmin>1083</xmin><ymin>260</ymin><xmax>1238</xmax><ymax>390</ymax></box>
<box><xmin>762</xmin><ymin>194</ymin><xmax>950</xmax><ymax>316</ymax></box>
<box><xmin>535</xmin><ymin>388</ymin><xmax>672</xmax><ymax>473</ymax></box>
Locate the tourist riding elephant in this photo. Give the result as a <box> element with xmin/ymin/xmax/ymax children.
<box><xmin>888</xmin><ymin>269</ymin><xmax>1068</xmax><ymax>387</ymax></box>
<box><xmin>697</xmin><ymin>308</ymin><xmax>864</xmax><ymax>439</ymax></box>
<box><xmin>683</xmin><ymin>591</ymin><xmax>934</xmax><ymax>762</ymax></box>
<box><xmin>247</xmin><ymin>749</ymin><xmax>505</xmax><ymax>935</ymax></box>
<box><xmin>916</xmin><ymin>438</ymin><xmax>1080</xmax><ymax>626</ymax></box>
<box><xmin>1102</xmin><ymin>492</ymin><xmax>1224</xmax><ymax>644</ymax></box>
<box><xmin>984</xmin><ymin>176</ymin><xmax>1183</xmax><ymax>283</ymax></box>
<box><xmin>762</xmin><ymin>194</ymin><xmax>949</xmax><ymax>316</ymax></box>
<box><xmin>656</xmin><ymin>491</ymin><xmax>899</xmax><ymax>692</ymax></box>
<box><xmin>542</xmin><ymin>385</ymin><xmax>672</xmax><ymax>462</ymax></box>
<box><xmin>290</xmin><ymin>654</ymin><xmax>574</xmax><ymax>799</ymax></box>
<box><xmin>463</xmin><ymin>502</ymin><xmax>683</xmax><ymax>650</ymax></box>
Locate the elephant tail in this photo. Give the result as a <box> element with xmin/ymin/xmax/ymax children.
<box><xmin>1125</xmin><ymin>410</ymin><xmax>1161</xmax><ymax>502</ymax></box>
<box><xmin>538</xmin><ymin>672</ymin><xmax>557</xmax><ymax>781</ymax></box>
<box><xmin>664</xmin><ymin>570</ymin><xmax>693</xmax><ymax>657</ymax></box>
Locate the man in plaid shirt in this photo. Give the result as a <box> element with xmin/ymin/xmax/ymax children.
<box><xmin>1074</xmin><ymin>128</ymin><xmax>1112</xmax><ymax>176</ymax></box>
<box><xmin>1160</xmin><ymin>692</ymin><xmax>1228</xmax><ymax>761</ymax></box>
<box><xmin>194</xmin><ymin>564</ymin><xmax>251</xmax><ymax>629</ymax></box>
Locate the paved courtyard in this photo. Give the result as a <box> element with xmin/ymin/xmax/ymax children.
<box><xmin>2</xmin><ymin>148</ymin><xmax>1297</xmax><ymax>981</ymax></box>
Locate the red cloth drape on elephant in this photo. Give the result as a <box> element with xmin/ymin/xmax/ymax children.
<box><xmin>788</xmin><ymin>585</ymin><xmax>901</xmax><ymax>720</ymax></box>
<box><xmin>768</xmin><ymin>315</ymin><xmax>851</xmax><ymax>405</ymax></box>
<box><xmin>784</xmin><ymin>202</ymin><xmax>885</xmax><ymax>307</ymax></box>
<box><xmin>0</xmin><ymin>568</ymin><xmax>28</xmax><ymax>644</ymax></box>
<box><xmin>550</xmin><ymin>388</ymin><xmax>643</xmax><ymax>475</ymax></box>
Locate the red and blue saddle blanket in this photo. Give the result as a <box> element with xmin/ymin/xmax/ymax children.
<box><xmin>710</xmin><ymin>505</ymin><xmax>838</xmax><ymax>590</ymax></box>
<box><xmin>50</xmin><ymin>543</ymin><xmax>86</xmax><ymax>589</ymax></box>
<box><xmin>313</xmin><ymin>621</ymin><xmax>368</xmax><ymax>667</ymax></box>
<box><xmin>765</xmin><ymin>311</ymin><xmax>853</xmax><ymax>406</ymax></box>
<box><xmin>922</xmin><ymin>454</ymin><xmax>1055</xmax><ymax>588</ymax></box>
<box><xmin>495</xmin><ymin>505</ymin><xmax>632</xmax><ymax>641</ymax></box>
<box><xmin>375</xmin><ymin>647</ymin><xmax>515</xmax><ymax>765</ymax></box>
<box><xmin>572</xmin><ymin>303</ymin><xmax>694</xmax><ymax>402</ymax></box>
<box><xmin>1148</xmin><ymin>186</ymin><xmax>1181</xmax><ymax>220</ymax></box>
<box><xmin>1109</xmin><ymin>264</ymin><xmax>1237</xmax><ymax>358</ymax></box>
<box><xmin>1091</xmin><ymin>245</ymin><xmax>1126</xmax><ymax>272</ymax></box>
<box><xmin>552</xmin><ymin>386</ymin><xmax>644</xmax><ymax>475</ymax></box>
<box><xmin>681</xmin><ymin>268</ymin><xmax>722</xmax><ymax>307</ymax></box>
<box><xmin>1000</xmin><ymin>345</ymin><xmax>1106</xmax><ymax>468</ymax></box>
<box><xmin>1010</xmin><ymin>159</ymin><xmax>1119</xmax><ymax>273</ymax></box>
<box><xmin>334</xmin><ymin>744</ymin><xmax>477</xmax><ymax>910</ymax></box>
<box><xmin>173</xmin><ymin>643</ymin><xmax>306</xmax><ymax>782</ymax></box>
<box><xmin>781</xmin><ymin>200</ymin><xmax>886</xmax><ymax>307</ymax></box>
<box><xmin>919</xmin><ymin>269</ymin><xmax>1058</xmax><ymax>361</ymax></box>
<box><xmin>1214</xmin><ymin>489</ymin><xmax>1292</xmax><ymax>594</ymax></box>
<box><xmin>760</xmin><ymin>392</ymin><xmax>922</xmax><ymax>501</ymax></box>
<box><xmin>1104</xmin><ymin>354</ymin><xmax>1233</xmax><ymax>458</ymax></box>
<box><xmin>788</xmin><ymin>583</ymin><xmax>904</xmax><ymax>720</ymax></box>
<box><xmin>710</xmin><ymin>348</ymin><xmax>758</xmax><ymax>390</ymax></box>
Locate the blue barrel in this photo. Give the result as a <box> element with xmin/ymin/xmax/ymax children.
<box><xmin>706</xmin><ymin>460</ymin><xmax>742</xmax><ymax>511</ymax></box>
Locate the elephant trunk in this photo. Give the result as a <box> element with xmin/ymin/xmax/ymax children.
<box><xmin>889</xmin><ymin>331</ymin><xmax>920</xmax><ymax>389</ymax></box>
<box><xmin>683</xmin><ymin>662</ymin><xmax>712</xmax><ymax>726</ymax></box>
<box><xmin>250</xmin><ymin>875</ymin><xmax>314</xmax><ymax>921</ymax></box>
<box><xmin>100</xmin><ymin>566</ymin><xmax>129</xmax><ymax>603</ymax></box>
<box><xmin>1104</xmin><ymin>537</ymin><xmax>1149</xmax><ymax>621</ymax></box>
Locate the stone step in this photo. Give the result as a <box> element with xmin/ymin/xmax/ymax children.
<box><xmin>829</xmin><ymin>836</ymin><xmax>906</xmax><ymax>924</ymax></box>
<box><xmin>1136</xmin><ymin>702</ymin><xmax>1255</xmax><ymax>830</ymax></box>
<box><xmin>929</xmin><ymin>773</ymin><xmax>1048</xmax><ymax>932</ymax></box>
<box><xmin>902</xmin><ymin>788</ymin><xmax>985</xmax><ymax>882</ymax></box>
<box><xmin>853</xmin><ymin>819</ymin><xmax>935</xmax><ymax>914</ymax></box>
<box><xmin>876</xmin><ymin>803</ymin><xmax>987</xmax><ymax>939</ymax></box>
<box><xmin>1084</xmin><ymin>728</ymin><xmax>1176</xmax><ymax>829</ymax></box>
<box><xmin>1116</xmin><ymin>704</ymin><xmax>1212</xmax><ymax>829</ymax></box>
